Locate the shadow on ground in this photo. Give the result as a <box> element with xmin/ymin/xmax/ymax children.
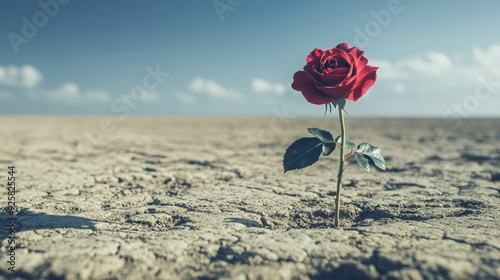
<box><xmin>0</xmin><ymin>209</ymin><xmax>98</xmax><ymax>240</ymax></box>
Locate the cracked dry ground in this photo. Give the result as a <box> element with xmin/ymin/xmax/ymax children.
<box><xmin>0</xmin><ymin>116</ymin><xmax>499</xmax><ymax>280</ymax></box>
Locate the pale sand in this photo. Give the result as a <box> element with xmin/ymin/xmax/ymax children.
<box><xmin>0</xmin><ymin>116</ymin><xmax>499</xmax><ymax>279</ymax></box>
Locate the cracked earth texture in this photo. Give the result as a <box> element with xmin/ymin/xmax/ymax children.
<box><xmin>0</xmin><ymin>116</ymin><xmax>499</xmax><ymax>280</ymax></box>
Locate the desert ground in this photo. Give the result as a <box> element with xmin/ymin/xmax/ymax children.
<box><xmin>0</xmin><ymin>116</ymin><xmax>499</xmax><ymax>280</ymax></box>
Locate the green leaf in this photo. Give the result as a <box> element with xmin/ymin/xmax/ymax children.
<box><xmin>331</xmin><ymin>97</ymin><xmax>346</xmax><ymax>108</ymax></box>
<box><xmin>335</xmin><ymin>136</ymin><xmax>356</xmax><ymax>149</ymax></box>
<box><xmin>355</xmin><ymin>153</ymin><xmax>370</xmax><ymax>172</ymax></box>
<box><xmin>283</xmin><ymin>138</ymin><xmax>323</xmax><ymax>173</ymax></box>
<box><xmin>307</xmin><ymin>128</ymin><xmax>334</xmax><ymax>143</ymax></box>
<box><xmin>322</xmin><ymin>142</ymin><xmax>336</xmax><ymax>156</ymax></box>
<box><xmin>356</xmin><ymin>142</ymin><xmax>386</xmax><ymax>170</ymax></box>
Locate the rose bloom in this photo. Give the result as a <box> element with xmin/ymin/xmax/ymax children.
<box><xmin>292</xmin><ymin>43</ymin><xmax>378</xmax><ymax>104</ymax></box>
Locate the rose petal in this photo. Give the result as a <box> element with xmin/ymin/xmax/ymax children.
<box><xmin>330</xmin><ymin>51</ymin><xmax>354</xmax><ymax>75</ymax></box>
<box><xmin>321</xmin><ymin>48</ymin><xmax>347</xmax><ymax>63</ymax></box>
<box><xmin>325</xmin><ymin>48</ymin><xmax>350</xmax><ymax>60</ymax></box>
<box><xmin>345</xmin><ymin>66</ymin><xmax>378</xmax><ymax>101</ymax></box>
<box><xmin>336</xmin><ymin>43</ymin><xmax>349</xmax><ymax>51</ymax></box>
<box><xmin>347</xmin><ymin>46</ymin><xmax>362</xmax><ymax>56</ymax></box>
<box><xmin>295</xmin><ymin>44</ymin><xmax>377</xmax><ymax>103</ymax></box>
<box><xmin>304</xmin><ymin>62</ymin><xmax>323</xmax><ymax>84</ymax></box>
<box><xmin>347</xmin><ymin>46</ymin><xmax>368</xmax><ymax>72</ymax></box>
<box><xmin>316</xmin><ymin>61</ymin><xmax>357</xmax><ymax>97</ymax></box>
<box><xmin>292</xmin><ymin>71</ymin><xmax>335</xmax><ymax>105</ymax></box>
<box><xmin>306</xmin><ymin>48</ymin><xmax>324</xmax><ymax>63</ymax></box>
<box><xmin>319</xmin><ymin>50</ymin><xmax>354</xmax><ymax>79</ymax></box>
<box><xmin>319</xmin><ymin>68</ymin><xmax>349</xmax><ymax>85</ymax></box>
<box><xmin>323</xmin><ymin>67</ymin><xmax>349</xmax><ymax>75</ymax></box>
<box><xmin>316</xmin><ymin>78</ymin><xmax>356</xmax><ymax>98</ymax></box>
<box><xmin>320</xmin><ymin>73</ymin><xmax>347</xmax><ymax>85</ymax></box>
<box><xmin>354</xmin><ymin>56</ymin><xmax>368</xmax><ymax>74</ymax></box>
<box><xmin>324</xmin><ymin>48</ymin><xmax>341</xmax><ymax>55</ymax></box>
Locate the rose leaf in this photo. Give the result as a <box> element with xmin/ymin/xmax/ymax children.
<box><xmin>355</xmin><ymin>152</ymin><xmax>370</xmax><ymax>172</ymax></box>
<box><xmin>322</xmin><ymin>142</ymin><xmax>336</xmax><ymax>156</ymax></box>
<box><xmin>283</xmin><ymin>138</ymin><xmax>323</xmax><ymax>173</ymax></box>
<box><xmin>356</xmin><ymin>142</ymin><xmax>386</xmax><ymax>170</ymax></box>
<box><xmin>307</xmin><ymin>128</ymin><xmax>334</xmax><ymax>143</ymax></box>
<box><xmin>335</xmin><ymin>135</ymin><xmax>356</xmax><ymax>149</ymax></box>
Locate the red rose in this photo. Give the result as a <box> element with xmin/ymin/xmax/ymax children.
<box><xmin>291</xmin><ymin>43</ymin><xmax>378</xmax><ymax>104</ymax></box>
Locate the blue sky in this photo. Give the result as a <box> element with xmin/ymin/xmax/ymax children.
<box><xmin>1</xmin><ymin>0</ymin><xmax>499</xmax><ymax>116</ymax></box>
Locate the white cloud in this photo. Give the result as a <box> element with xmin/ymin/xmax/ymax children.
<box><xmin>176</xmin><ymin>92</ymin><xmax>194</xmax><ymax>104</ymax></box>
<box><xmin>364</xmin><ymin>45</ymin><xmax>500</xmax><ymax>115</ymax></box>
<box><xmin>373</xmin><ymin>46</ymin><xmax>500</xmax><ymax>92</ymax></box>
<box><xmin>251</xmin><ymin>78</ymin><xmax>285</xmax><ymax>95</ymax></box>
<box><xmin>189</xmin><ymin>78</ymin><xmax>205</xmax><ymax>92</ymax></box>
<box><xmin>189</xmin><ymin>77</ymin><xmax>242</xmax><ymax>100</ymax></box>
<box><xmin>22</xmin><ymin>65</ymin><xmax>43</xmax><ymax>88</ymax></box>
<box><xmin>473</xmin><ymin>45</ymin><xmax>500</xmax><ymax>74</ymax></box>
<box><xmin>370</xmin><ymin>59</ymin><xmax>406</xmax><ymax>79</ymax></box>
<box><xmin>0</xmin><ymin>65</ymin><xmax>42</xmax><ymax>88</ymax></box>
<box><xmin>46</xmin><ymin>83</ymin><xmax>81</xmax><ymax>103</ymax></box>
<box><xmin>0</xmin><ymin>65</ymin><xmax>112</xmax><ymax>104</ymax></box>
<box><xmin>403</xmin><ymin>51</ymin><xmax>452</xmax><ymax>77</ymax></box>
<box><xmin>46</xmin><ymin>83</ymin><xmax>110</xmax><ymax>104</ymax></box>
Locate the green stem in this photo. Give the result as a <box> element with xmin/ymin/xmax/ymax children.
<box><xmin>335</xmin><ymin>106</ymin><xmax>346</xmax><ymax>228</ymax></box>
